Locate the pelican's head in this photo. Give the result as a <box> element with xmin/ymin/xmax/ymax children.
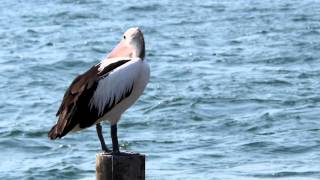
<box><xmin>108</xmin><ymin>27</ymin><xmax>145</xmax><ymax>60</ymax></box>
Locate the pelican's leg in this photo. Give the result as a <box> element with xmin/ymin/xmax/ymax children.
<box><xmin>96</xmin><ymin>123</ymin><xmax>110</xmax><ymax>152</ymax></box>
<box><xmin>111</xmin><ymin>124</ymin><xmax>120</xmax><ymax>154</ymax></box>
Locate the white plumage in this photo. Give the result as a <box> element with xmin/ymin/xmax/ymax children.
<box><xmin>90</xmin><ymin>57</ymin><xmax>150</xmax><ymax>122</ymax></box>
<box><xmin>99</xmin><ymin>58</ymin><xmax>149</xmax><ymax>125</ymax></box>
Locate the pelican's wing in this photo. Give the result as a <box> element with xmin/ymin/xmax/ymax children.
<box><xmin>48</xmin><ymin>57</ymin><xmax>137</xmax><ymax>139</ymax></box>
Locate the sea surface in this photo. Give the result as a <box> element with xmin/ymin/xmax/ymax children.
<box><xmin>0</xmin><ymin>0</ymin><xmax>320</xmax><ymax>179</ymax></box>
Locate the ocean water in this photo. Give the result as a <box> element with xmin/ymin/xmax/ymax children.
<box><xmin>1</xmin><ymin>0</ymin><xmax>320</xmax><ymax>179</ymax></box>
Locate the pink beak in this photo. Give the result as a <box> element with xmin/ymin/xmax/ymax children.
<box><xmin>107</xmin><ymin>41</ymin><xmax>133</xmax><ymax>58</ymax></box>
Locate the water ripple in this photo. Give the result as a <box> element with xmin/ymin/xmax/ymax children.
<box><xmin>1</xmin><ymin>0</ymin><xmax>320</xmax><ymax>179</ymax></box>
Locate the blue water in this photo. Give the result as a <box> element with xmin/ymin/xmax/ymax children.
<box><xmin>1</xmin><ymin>0</ymin><xmax>320</xmax><ymax>179</ymax></box>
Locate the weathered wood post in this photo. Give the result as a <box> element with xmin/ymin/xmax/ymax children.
<box><xmin>96</xmin><ymin>152</ymin><xmax>145</xmax><ymax>180</ymax></box>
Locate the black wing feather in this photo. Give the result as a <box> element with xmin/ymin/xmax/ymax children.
<box><xmin>48</xmin><ymin>60</ymin><xmax>130</xmax><ymax>139</ymax></box>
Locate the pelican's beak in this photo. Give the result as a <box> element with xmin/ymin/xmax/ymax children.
<box><xmin>107</xmin><ymin>40</ymin><xmax>132</xmax><ymax>58</ymax></box>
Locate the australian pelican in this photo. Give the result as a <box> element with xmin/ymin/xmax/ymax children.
<box><xmin>48</xmin><ymin>27</ymin><xmax>150</xmax><ymax>154</ymax></box>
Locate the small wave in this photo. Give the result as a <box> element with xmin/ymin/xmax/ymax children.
<box><xmin>144</xmin><ymin>96</ymin><xmax>185</xmax><ymax>113</ymax></box>
<box><xmin>242</xmin><ymin>7</ymin><xmax>272</xmax><ymax>13</ymax></box>
<box><xmin>0</xmin><ymin>137</ymin><xmax>51</xmax><ymax>152</ymax></box>
<box><xmin>0</xmin><ymin>128</ymin><xmax>49</xmax><ymax>138</ymax></box>
<box><xmin>91</xmin><ymin>47</ymin><xmax>107</xmax><ymax>53</ymax></box>
<box><xmin>251</xmin><ymin>79</ymin><xmax>292</xmax><ymax>86</ymax></box>
<box><xmin>59</xmin><ymin>0</ymin><xmax>99</xmax><ymax>4</ymax></box>
<box><xmin>126</xmin><ymin>4</ymin><xmax>160</xmax><ymax>12</ymax></box>
<box><xmin>241</xmin><ymin>141</ymin><xmax>274</xmax><ymax>148</ymax></box>
<box><xmin>252</xmin><ymin>171</ymin><xmax>320</xmax><ymax>178</ymax></box>
<box><xmin>53</xmin><ymin>11</ymin><xmax>99</xmax><ymax>20</ymax></box>
<box><xmin>69</xmin><ymin>12</ymin><xmax>99</xmax><ymax>19</ymax></box>
<box><xmin>261</xmin><ymin>56</ymin><xmax>300</xmax><ymax>65</ymax></box>
<box><xmin>271</xmin><ymin>144</ymin><xmax>318</xmax><ymax>154</ymax></box>
<box><xmin>52</xmin><ymin>59</ymin><xmax>92</xmax><ymax>70</ymax></box>
<box><xmin>28</xmin><ymin>165</ymin><xmax>85</xmax><ymax>179</ymax></box>
<box><xmin>292</xmin><ymin>15</ymin><xmax>309</xmax><ymax>22</ymax></box>
<box><xmin>199</xmin><ymin>4</ymin><xmax>226</xmax><ymax>12</ymax></box>
<box><xmin>301</xmin><ymin>30</ymin><xmax>320</xmax><ymax>36</ymax></box>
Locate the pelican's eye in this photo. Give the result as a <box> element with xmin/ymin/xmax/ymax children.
<box><xmin>123</xmin><ymin>35</ymin><xmax>126</xmax><ymax>39</ymax></box>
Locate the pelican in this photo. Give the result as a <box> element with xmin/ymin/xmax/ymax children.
<box><xmin>48</xmin><ymin>27</ymin><xmax>150</xmax><ymax>154</ymax></box>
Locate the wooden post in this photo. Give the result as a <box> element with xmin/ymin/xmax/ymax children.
<box><xmin>96</xmin><ymin>152</ymin><xmax>145</xmax><ymax>180</ymax></box>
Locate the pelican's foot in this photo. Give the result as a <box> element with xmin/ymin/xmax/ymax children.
<box><xmin>112</xmin><ymin>150</ymin><xmax>121</xmax><ymax>155</ymax></box>
<box><xmin>102</xmin><ymin>149</ymin><xmax>112</xmax><ymax>153</ymax></box>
